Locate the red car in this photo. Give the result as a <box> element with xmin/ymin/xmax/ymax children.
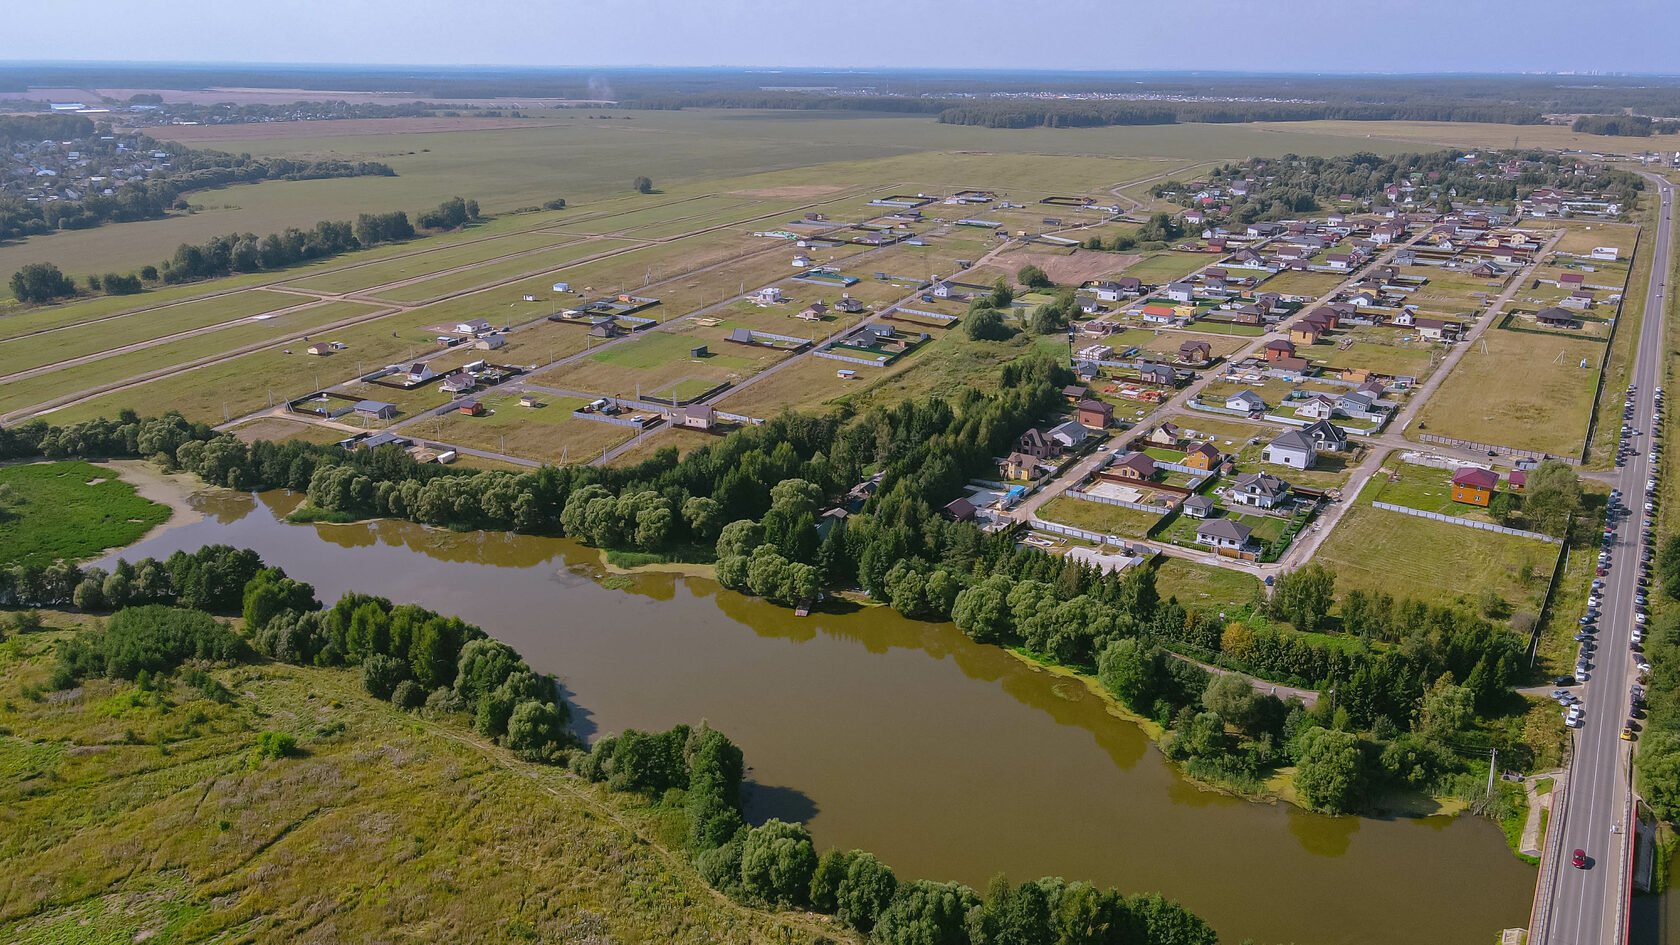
<box><xmin>1573</xmin><ymin>849</ymin><xmax>1588</xmax><ymax>869</ymax></box>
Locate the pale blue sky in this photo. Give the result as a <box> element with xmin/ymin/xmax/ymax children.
<box><xmin>5</xmin><ymin>0</ymin><xmax>1679</xmax><ymax>74</ymax></box>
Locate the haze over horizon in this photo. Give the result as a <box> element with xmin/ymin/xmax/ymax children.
<box><xmin>4</xmin><ymin>0</ymin><xmax>1679</xmax><ymax>76</ymax></box>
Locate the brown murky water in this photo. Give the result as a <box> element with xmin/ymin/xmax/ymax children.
<box><xmin>99</xmin><ymin>488</ymin><xmax>1536</xmax><ymax>945</ymax></box>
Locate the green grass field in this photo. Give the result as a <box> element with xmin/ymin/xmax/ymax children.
<box><xmin>1152</xmin><ymin>558</ymin><xmax>1262</xmax><ymax>613</ymax></box>
<box><xmin>0</xmin><ymin>300</ymin><xmax>380</xmax><ymax>418</ymax></box>
<box><xmin>1313</xmin><ymin>496</ymin><xmax>1553</xmax><ymax>613</ymax></box>
<box><xmin>1414</xmin><ymin>324</ymin><xmax>1604</xmax><ymax>455</ymax></box>
<box><xmin>1123</xmin><ymin>252</ymin><xmax>1208</xmax><ymax>285</ymax></box>
<box><xmin>0</xmin><ymin>290</ymin><xmax>311</xmax><ymax>378</ymax></box>
<box><xmin>370</xmin><ymin>239</ymin><xmax>632</xmax><ymax>303</ymax></box>
<box><xmin>0</xmin><ymin>621</ymin><xmax>841</xmax><ymax>945</ymax></box>
<box><xmin>1039</xmin><ymin>495</ymin><xmax>1165</xmax><ymax>539</ymax></box>
<box><xmin>0</xmin><ymin>461</ymin><xmax>169</xmax><ymax>567</ymax></box>
<box><xmin>282</xmin><ymin>230</ymin><xmax>578</xmax><ymax>294</ymax></box>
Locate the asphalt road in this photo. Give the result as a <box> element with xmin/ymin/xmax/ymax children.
<box><xmin>1536</xmin><ymin>170</ymin><xmax>1673</xmax><ymax>945</ymax></box>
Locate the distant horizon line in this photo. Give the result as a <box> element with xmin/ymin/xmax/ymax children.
<box><xmin>1</xmin><ymin>60</ymin><xmax>1679</xmax><ymax>81</ymax></box>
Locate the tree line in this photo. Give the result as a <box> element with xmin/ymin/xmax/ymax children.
<box><xmin>936</xmin><ymin>101</ymin><xmax>1546</xmax><ymax>130</ymax></box>
<box><xmin>7</xmin><ymin>195</ymin><xmax>487</xmax><ymax>303</ymax></box>
<box><xmin>13</xmin><ymin>547</ymin><xmax>1216</xmax><ymax>945</ymax></box>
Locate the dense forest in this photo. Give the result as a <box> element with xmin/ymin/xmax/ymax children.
<box><xmin>935</xmin><ymin>100</ymin><xmax>1547</xmax><ymax>129</ymax></box>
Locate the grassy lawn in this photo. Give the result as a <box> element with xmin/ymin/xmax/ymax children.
<box><xmin>282</xmin><ymin>231</ymin><xmax>582</xmax><ymax>294</ymax></box>
<box><xmin>0</xmin><ymin>623</ymin><xmax>829</xmax><ymax>945</ymax></box>
<box><xmin>227</xmin><ymin>417</ymin><xmax>351</xmax><ymax>446</ymax></box>
<box><xmin>1257</xmin><ymin>270</ymin><xmax>1342</xmax><ymax>297</ymax></box>
<box><xmin>0</xmin><ymin>289</ymin><xmax>306</xmax><ymax>368</ymax></box>
<box><xmin>1243</xmin><ymin>445</ymin><xmax>1366</xmax><ymax>491</ymax></box>
<box><xmin>370</xmin><ymin>239</ymin><xmax>629</xmax><ymax>303</ymax></box>
<box><xmin>1312</xmin><ymin>340</ymin><xmax>1438</xmax><ymax>380</ymax></box>
<box><xmin>1039</xmin><ymin>495</ymin><xmax>1165</xmax><ymax>539</ymax></box>
<box><xmin>1362</xmin><ymin>459</ymin><xmax>1503</xmax><ymax>523</ymax></box>
<box><xmin>1413</xmin><ymin>324</ymin><xmax>1604</xmax><ymax>456</ymax></box>
<box><xmin>1314</xmin><ymin>498</ymin><xmax>1554</xmax><ymax>613</ymax></box>
<box><xmin>0</xmin><ymin>300</ymin><xmax>382</xmax><ymax>418</ymax></box>
<box><xmin>0</xmin><ymin>461</ymin><xmax>169</xmax><ymax>567</ymax></box>
<box><xmin>1151</xmin><ymin>558</ymin><xmax>1262</xmax><ymax>613</ymax></box>
<box><xmin>432</xmin><ymin>392</ymin><xmax>638</xmax><ymax>464</ymax></box>
<box><xmin>1123</xmin><ymin>251</ymin><xmax>1208</xmax><ymax>285</ymax></box>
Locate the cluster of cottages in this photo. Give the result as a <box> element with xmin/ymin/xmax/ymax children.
<box><xmin>5</xmin><ymin>131</ymin><xmax>173</xmax><ymax>203</ymax></box>
<box><xmin>1520</xmin><ymin>187</ymin><xmax>1624</xmax><ymax>220</ymax></box>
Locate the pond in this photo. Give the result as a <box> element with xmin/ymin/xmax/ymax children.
<box><xmin>98</xmin><ymin>484</ymin><xmax>1536</xmax><ymax>945</ymax></box>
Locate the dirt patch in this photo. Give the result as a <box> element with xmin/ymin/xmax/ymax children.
<box><xmin>728</xmin><ymin>185</ymin><xmax>845</xmax><ymax>199</ymax></box>
<box><xmin>138</xmin><ymin>116</ymin><xmax>571</xmax><ymax>142</ymax></box>
<box><xmin>99</xmin><ymin>459</ymin><xmax>205</xmax><ymax>541</ymax></box>
<box><xmin>1000</xmin><ymin>248</ymin><xmax>1140</xmax><ymax>286</ymax></box>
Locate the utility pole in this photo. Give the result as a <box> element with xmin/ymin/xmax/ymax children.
<box><xmin>1486</xmin><ymin>748</ymin><xmax>1498</xmax><ymax>798</ymax></box>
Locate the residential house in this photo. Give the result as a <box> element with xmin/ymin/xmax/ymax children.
<box><xmin>1140</xmin><ymin>303</ymin><xmax>1178</xmax><ymax>325</ymax></box>
<box><xmin>1263</xmin><ymin>339</ymin><xmax>1297</xmax><ymax>361</ymax></box>
<box><xmin>306</xmin><ymin>343</ymin><xmax>329</xmax><ymax>356</ymax></box>
<box><xmin>1325</xmin><ymin>253</ymin><xmax>1355</xmax><ymax>270</ymax></box>
<box><xmin>1537</xmin><ymin>307</ymin><xmax>1576</xmax><ymax>327</ymax></box>
<box><xmin>1296</xmin><ymin>395</ymin><xmax>1338</xmax><ymax>420</ymax></box>
<box><xmin>1299</xmin><ymin>419</ymin><xmax>1348</xmax><ymax>453</ymax></box>
<box><xmin>942</xmin><ymin>497</ymin><xmax>978</xmax><ymax>522</ymax></box>
<box><xmin>835</xmin><ymin>295</ymin><xmax>865</xmax><ymax>314</ymax></box>
<box><xmin>1137</xmin><ymin>363</ymin><xmax>1177</xmax><ymax>387</ymax></box>
<box><xmin>1196</xmin><ymin>518</ymin><xmax>1253</xmax><ymax>551</ymax></box>
<box><xmin>756</xmin><ymin>286</ymin><xmax>784</xmax><ymax>304</ymax></box>
<box><xmin>1112</xmin><ymin>452</ymin><xmax>1157</xmax><ymax>481</ymax></box>
<box><xmin>1226</xmin><ymin>390</ymin><xmax>1265</xmax><ymax>413</ymax></box>
<box><xmin>932</xmin><ymin>281</ymin><xmax>955</xmax><ymax>298</ymax></box>
<box><xmin>1179</xmin><ymin>339</ymin><xmax>1212</xmax><ymax>363</ymax></box>
<box><xmin>1412</xmin><ymin>317</ymin><xmax>1460</xmax><ymax>341</ymax></box>
<box><xmin>1049</xmin><ymin>420</ymin><xmax>1089</xmax><ymax>450</ymax></box>
<box><xmin>1004</xmin><ymin>452</ymin><xmax>1041</xmax><ymax>480</ymax></box>
<box><xmin>1228</xmin><ymin>471</ymin><xmax>1292</xmax><ymax>509</ymax></box>
<box><xmin>1272</xmin><ymin>356</ymin><xmax>1312</xmax><ymax>375</ymax></box>
<box><xmin>353</xmin><ymin>400</ymin><xmax>398</xmax><ymax>420</ymax></box>
<box><xmin>1559</xmin><ymin>272</ymin><xmax>1586</xmax><ymax>289</ymax></box>
<box><xmin>1076</xmin><ymin>399</ymin><xmax>1114</xmax><ymax>430</ymax></box>
<box><xmin>455</xmin><ymin>318</ymin><xmax>492</xmax><ymax>335</ymax></box>
<box><xmin>1289</xmin><ymin>322</ymin><xmax>1325</xmax><ymax>346</ymax></box>
<box><xmin>679</xmin><ymin>404</ymin><xmax>715</xmax><ymax>430</ymax></box>
<box><xmin>589</xmin><ymin>316</ymin><xmax>621</xmax><ymax>338</ymax></box>
<box><xmin>796</xmin><ymin>301</ymin><xmax>828</xmax><ymax>321</ymax></box>
<box><xmin>1451</xmin><ymin>467</ymin><xmax>1499</xmax><ymax>506</ymax></box>
<box><xmin>1182</xmin><ymin>442</ymin><xmax>1222</xmax><ymax>471</ymax></box>
<box><xmin>1182</xmin><ymin>494</ymin><xmax>1216</xmax><ymax>519</ymax></box>
<box><xmin>1224</xmin><ymin>304</ymin><xmax>1263</xmax><ymax>325</ymax></box>
<box><xmin>1560</xmin><ymin>292</ymin><xmax>1595</xmax><ymax>311</ymax></box>
<box><xmin>1062</xmin><ymin>384</ymin><xmax>1090</xmax><ymax>402</ymax></box>
<box><xmin>1016</xmin><ymin>428</ymin><xmax>1059</xmax><ymax>459</ymax></box>
<box><xmin>405</xmin><ymin>363</ymin><xmax>438</xmax><ymax>385</ymax></box>
<box><xmin>1165</xmin><ymin>282</ymin><xmax>1196</xmax><ymax>303</ymax></box>
<box><xmin>475</xmin><ymin>333</ymin><xmax>506</xmax><ymax>350</ymax></box>
<box><xmin>1337</xmin><ymin>390</ymin><xmax>1379</xmax><ymax>417</ymax></box>
<box><xmin>1077</xmin><ymin>343</ymin><xmax>1114</xmax><ymax>361</ymax></box>
<box><xmin>457</xmin><ymin>400</ymin><xmax>485</xmax><ymax>417</ymax></box>
<box><xmin>439</xmin><ymin>373</ymin><xmax>476</xmax><ymax>395</ymax></box>
<box><xmin>1262</xmin><ymin>430</ymin><xmax>1318</xmax><ymax>469</ymax></box>
<box><xmin>1508</xmin><ymin>470</ymin><xmax>1528</xmax><ymax>492</ymax></box>
<box><xmin>1146</xmin><ymin>422</ymin><xmax>1181</xmax><ymax>448</ymax></box>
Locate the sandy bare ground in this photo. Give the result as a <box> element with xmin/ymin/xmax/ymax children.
<box><xmin>100</xmin><ymin>459</ymin><xmax>206</xmax><ymax>541</ymax></box>
<box><xmin>1001</xmin><ymin>248</ymin><xmax>1140</xmax><ymax>286</ymax></box>
<box><xmin>138</xmin><ymin>116</ymin><xmax>572</xmax><ymax>142</ymax></box>
<box><xmin>728</xmin><ymin>185</ymin><xmax>846</xmax><ymax>199</ymax></box>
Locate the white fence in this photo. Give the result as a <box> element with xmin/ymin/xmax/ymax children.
<box><xmin>815</xmin><ymin>350</ymin><xmax>887</xmax><ymax>367</ymax></box>
<box><xmin>1371</xmin><ymin>501</ymin><xmax>1561</xmax><ymax>544</ymax></box>
<box><xmin>1030</xmin><ymin>518</ymin><xmax>1112</xmax><ymax>543</ymax></box>
<box><xmin>1414</xmin><ymin>433</ymin><xmax>1578</xmax><ymax>465</ymax></box>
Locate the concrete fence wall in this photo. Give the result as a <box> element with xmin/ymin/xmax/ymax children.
<box><xmin>815</xmin><ymin>350</ymin><xmax>887</xmax><ymax>367</ymax></box>
<box><xmin>1371</xmin><ymin>501</ymin><xmax>1561</xmax><ymax>544</ymax></box>
<box><xmin>1066</xmin><ymin>488</ymin><xmax>1171</xmax><ymax>514</ymax></box>
<box><xmin>1414</xmin><ymin>433</ymin><xmax>1579</xmax><ymax>466</ymax></box>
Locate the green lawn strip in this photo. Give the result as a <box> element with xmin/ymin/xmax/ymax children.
<box><xmin>368</xmin><ymin>240</ymin><xmax>633</xmax><ymax>304</ymax></box>
<box><xmin>0</xmin><ymin>301</ymin><xmax>380</xmax><ymax>416</ymax></box>
<box><xmin>283</xmin><ymin>232</ymin><xmax>580</xmax><ymax>294</ymax></box>
<box><xmin>0</xmin><ymin>461</ymin><xmax>169</xmax><ymax>567</ymax></box>
<box><xmin>0</xmin><ymin>290</ymin><xmax>311</xmax><ymax>377</ymax></box>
